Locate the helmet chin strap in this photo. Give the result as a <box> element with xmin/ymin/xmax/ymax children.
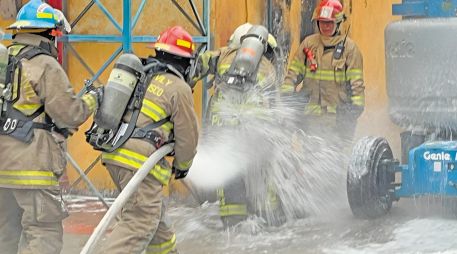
<box><xmin>332</xmin><ymin>22</ymin><xmax>341</xmax><ymax>36</ymax></box>
<box><xmin>50</xmin><ymin>29</ymin><xmax>63</xmax><ymax>37</ymax></box>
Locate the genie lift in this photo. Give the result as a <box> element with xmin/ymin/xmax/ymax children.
<box><xmin>347</xmin><ymin>0</ymin><xmax>457</xmax><ymax>218</ymax></box>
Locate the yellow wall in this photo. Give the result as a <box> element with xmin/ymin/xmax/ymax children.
<box><xmin>349</xmin><ymin>0</ymin><xmax>403</xmax><ymax>156</ymax></box>
<box><xmin>0</xmin><ymin>0</ymin><xmax>404</xmax><ymax>191</ymax></box>
<box><xmin>66</xmin><ymin>0</ymin><xmax>207</xmax><ymax>190</ymax></box>
<box><xmin>65</xmin><ymin>0</ymin><xmax>269</xmax><ymax>190</ymax></box>
<box><xmin>275</xmin><ymin>0</ymin><xmax>308</xmax><ymax>65</ymax></box>
<box><xmin>212</xmin><ymin>0</ymin><xmax>266</xmax><ymax>48</ymax></box>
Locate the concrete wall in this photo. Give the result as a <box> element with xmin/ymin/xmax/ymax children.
<box><xmin>0</xmin><ymin>0</ymin><xmax>404</xmax><ymax>192</ymax></box>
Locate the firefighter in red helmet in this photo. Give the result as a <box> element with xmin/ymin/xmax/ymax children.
<box><xmin>282</xmin><ymin>0</ymin><xmax>364</xmax><ymax>144</ymax></box>
<box><xmin>154</xmin><ymin>26</ymin><xmax>195</xmax><ymax>58</ymax></box>
<box><xmin>96</xmin><ymin>26</ymin><xmax>199</xmax><ymax>254</ymax></box>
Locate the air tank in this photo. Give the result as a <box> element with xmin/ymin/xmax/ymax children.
<box><xmin>385</xmin><ymin>18</ymin><xmax>457</xmax><ymax>130</ymax></box>
<box><xmin>95</xmin><ymin>53</ymin><xmax>144</xmax><ymax>130</ymax></box>
<box><xmin>229</xmin><ymin>25</ymin><xmax>268</xmax><ymax>79</ymax></box>
<box><xmin>0</xmin><ymin>43</ymin><xmax>8</xmax><ymax>115</ymax></box>
<box><xmin>0</xmin><ymin>43</ymin><xmax>7</xmax><ymax>87</ymax></box>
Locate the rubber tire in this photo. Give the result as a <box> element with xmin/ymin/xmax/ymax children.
<box><xmin>347</xmin><ymin>136</ymin><xmax>395</xmax><ymax>219</ymax></box>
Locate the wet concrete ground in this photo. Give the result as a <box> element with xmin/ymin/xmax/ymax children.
<box><xmin>62</xmin><ymin>196</ymin><xmax>457</xmax><ymax>254</ymax></box>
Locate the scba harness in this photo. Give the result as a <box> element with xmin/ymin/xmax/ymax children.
<box><xmin>86</xmin><ymin>55</ymin><xmax>176</xmax><ymax>153</ymax></box>
<box><xmin>221</xmin><ymin>26</ymin><xmax>269</xmax><ymax>93</ymax></box>
<box><xmin>0</xmin><ymin>42</ymin><xmax>69</xmax><ymax>143</ymax></box>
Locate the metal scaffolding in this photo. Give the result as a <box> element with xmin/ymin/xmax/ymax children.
<box><xmin>61</xmin><ymin>0</ymin><xmax>211</xmax><ymax>90</ymax></box>
<box><xmin>4</xmin><ymin>0</ymin><xmax>211</xmax><ymax>200</ymax></box>
<box><xmin>4</xmin><ymin>0</ymin><xmax>211</xmax><ymax>110</ymax></box>
<box><xmin>61</xmin><ymin>0</ymin><xmax>210</xmax><ymax>197</ymax></box>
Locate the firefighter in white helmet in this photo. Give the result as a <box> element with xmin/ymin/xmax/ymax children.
<box><xmin>191</xmin><ymin>23</ymin><xmax>285</xmax><ymax>228</ymax></box>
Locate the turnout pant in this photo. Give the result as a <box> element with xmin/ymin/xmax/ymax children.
<box><xmin>99</xmin><ymin>165</ymin><xmax>177</xmax><ymax>254</ymax></box>
<box><xmin>218</xmin><ymin>165</ymin><xmax>285</xmax><ymax>228</ymax></box>
<box><xmin>0</xmin><ymin>188</ymin><xmax>67</xmax><ymax>254</ymax></box>
<box><xmin>299</xmin><ymin>113</ymin><xmax>357</xmax><ymax>154</ymax></box>
<box><xmin>218</xmin><ymin>177</ymin><xmax>249</xmax><ymax>228</ymax></box>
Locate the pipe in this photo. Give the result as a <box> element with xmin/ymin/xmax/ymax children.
<box><xmin>188</xmin><ymin>0</ymin><xmax>207</xmax><ymax>35</ymax></box>
<box><xmin>66</xmin><ymin>153</ymin><xmax>109</xmax><ymax>209</ymax></box>
<box><xmin>80</xmin><ymin>143</ymin><xmax>174</xmax><ymax>254</ymax></box>
<box><xmin>170</xmin><ymin>0</ymin><xmax>201</xmax><ymax>33</ymax></box>
<box><xmin>47</xmin><ymin>0</ymin><xmax>64</xmax><ymax>65</ymax></box>
<box><xmin>70</xmin><ymin>0</ymin><xmax>96</xmax><ymax>29</ymax></box>
<box><xmin>68</xmin><ymin>154</ymin><xmax>101</xmax><ymax>191</ymax></box>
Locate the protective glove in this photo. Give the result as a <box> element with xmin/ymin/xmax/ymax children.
<box><xmin>88</xmin><ymin>86</ymin><xmax>104</xmax><ymax>110</ymax></box>
<box><xmin>349</xmin><ymin>104</ymin><xmax>364</xmax><ymax>117</ymax></box>
<box><xmin>172</xmin><ymin>166</ymin><xmax>189</xmax><ymax>180</ymax></box>
<box><xmin>337</xmin><ymin>103</ymin><xmax>364</xmax><ymax>120</ymax></box>
<box><xmin>186</xmin><ymin>57</ymin><xmax>201</xmax><ymax>89</ymax></box>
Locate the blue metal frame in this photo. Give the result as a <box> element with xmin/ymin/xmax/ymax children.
<box><xmin>3</xmin><ymin>0</ymin><xmax>211</xmax><ymax>121</ymax></box>
<box><xmin>62</xmin><ymin>0</ymin><xmax>210</xmax><ymax>87</ymax></box>
<box><xmin>393</xmin><ymin>0</ymin><xmax>457</xmax><ymax>17</ymax></box>
<box><xmin>62</xmin><ymin>35</ymin><xmax>208</xmax><ymax>43</ymax></box>
<box><xmin>122</xmin><ymin>0</ymin><xmax>132</xmax><ymax>53</ymax></box>
<box><xmin>202</xmin><ymin>0</ymin><xmax>210</xmax><ymax>120</ymax></box>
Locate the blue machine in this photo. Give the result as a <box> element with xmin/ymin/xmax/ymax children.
<box><xmin>392</xmin><ymin>0</ymin><xmax>457</xmax><ymax>17</ymax></box>
<box><xmin>346</xmin><ymin>0</ymin><xmax>457</xmax><ymax>219</ymax></box>
<box><xmin>396</xmin><ymin>142</ymin><xmax>457</xmax><ymax>197</ymax></box>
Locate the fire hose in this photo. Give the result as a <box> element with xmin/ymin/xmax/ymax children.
<box><xmin>80</xmin><ymin>143</ymin><xmax>174</xmax><ymax>254</ymax></box>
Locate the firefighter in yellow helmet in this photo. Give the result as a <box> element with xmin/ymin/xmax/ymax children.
<box><xmin>191</xmin><ymin>23</ymin><xmax>285</xmax><ymax>228</ymax></box>
<box><xmin>0</xmin><ymin>1</ymin><xmax>100</xmax><ymax>253</ymax></box>
<box><xmin>281</xmin><ymin>0</ymin><xmax>364</xmax><ymax>142</ymax></box>
<box><xmin>89</xmin><ymin>26</ymin><xmax>199</xmax><ymax>254</ymax></box>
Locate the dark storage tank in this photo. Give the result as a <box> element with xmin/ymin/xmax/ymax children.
<box><xmin>385</xmin><ymin>18</ymin><xmax>457</xmax><ymax>130</ymax></box>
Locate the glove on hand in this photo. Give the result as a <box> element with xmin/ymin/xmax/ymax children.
<box><xmin>88</xmin><ymin>86</ymin><xmax>104</xmax><ymax>109</ymax></box>
<box><xmin>172</xmin><ymin>166</ymin><xmax>189</xmax><ymax>180</ymax></box>
<box><xmin>186</xmin><ymin>59</ymin><xmax>200</xmax><ymax>89</ymax></box>
<box><xmin>337</xmin><ymin>103</ymin><xmax>364</xmax><ymax>119</ymax></box>
<box><xmin>349</xmin><ymin>104</ymin><xmax>364</xmax><ymax>117</ymax></box>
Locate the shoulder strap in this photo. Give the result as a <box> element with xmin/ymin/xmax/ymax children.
<box><xmin>17</xmin><ymin>46</ymin><xmax>52</xmax><ymax>60</ymax></box>
<box><xmin>103</xmin><ymin>71</ymin><xmax>157</xmax><ymax>153</ymax></box>
<box><xmin>87</xmin><ymin>58</ymin><xmax>177</xmax><ymax>152</ymax></box>
<box><xmin>9</xmin><ymin>42</ymin><xmax>53</xmax><ymax>60</ymax></box>
<box><xmin>0</xmin><ymin>43</ymin><xmax>64</xmax><ymax>142</ymax></box>
<box><xmin>5</xmin><ymin>43</ymin><xmax>53</xmax><ymax>104</ymax></box>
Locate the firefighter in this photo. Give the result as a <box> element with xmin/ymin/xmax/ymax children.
<box><xmin>192</xmin><ymin>23</ymin><xmax>284</xmax><ymax>228</ymax></box>
<box><xmin>194</xmin><ymin>23</ymin><xmax>279</xmax><ymax>93</ymax></box>
<box><xmin>96</xmin><ymin>26</ymin><xmax>199</xmax><ymax>254</ymax></box>
<box><xmin>0</xmin><ymin>1</ymin><xmax>100</xmax><ymax>253</ymax></box>
<box><xmin>281</xmin><ymin>0</ymin><xmax>364</xmax><ymax>142</ymax></box>
<box><xmin>194</xmin><ymin>23</ymin><xmax>280</xmax><ymax>125</ymax></box>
